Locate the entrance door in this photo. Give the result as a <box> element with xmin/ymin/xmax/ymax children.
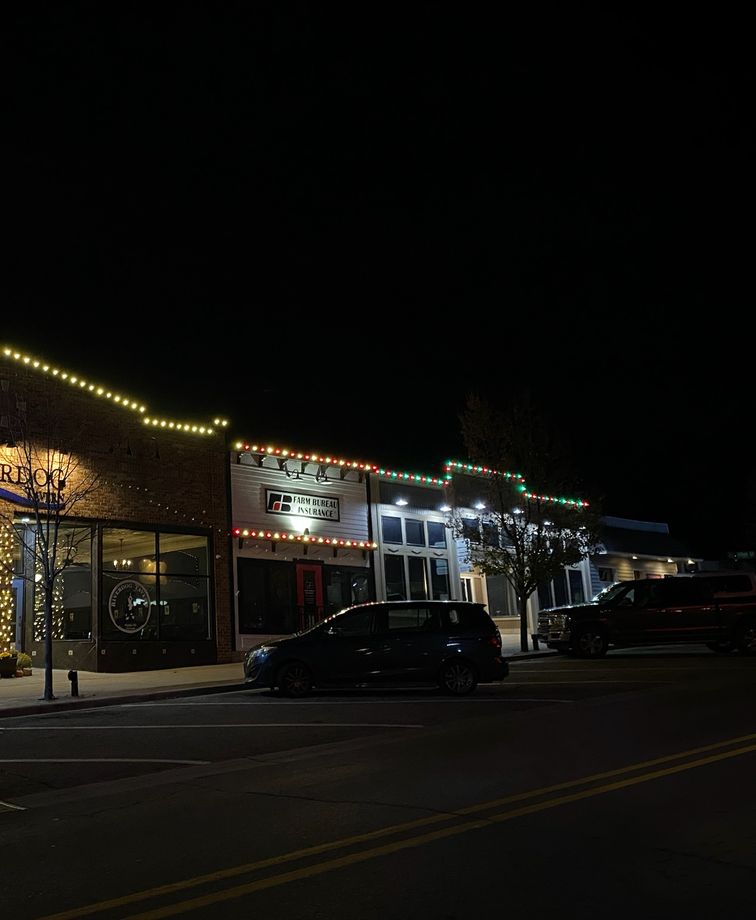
<box><xmin>461</xmin><ymin>573</ymin><xmax>486</xmax><ymax>605</ymax></box>
<box><xmin>296</xmin><ymin>563</ymin><xmax>324</xmax><ymax>632</ymax></box>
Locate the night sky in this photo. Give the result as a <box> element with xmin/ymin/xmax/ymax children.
<box><xmin>5</xmin><ymin>8</ymin><xmax>753</xmax><ymax>560</ymax></box>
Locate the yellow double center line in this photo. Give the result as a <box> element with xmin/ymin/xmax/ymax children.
<box><xmin>38</xmin><ymin>731</ymin><xmax>756</xmax><ymax>920</ymax></box>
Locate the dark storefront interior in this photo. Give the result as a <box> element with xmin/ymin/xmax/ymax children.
<box><xmin>237</xmin><ymin>558</ymin><xmax>372</xmax><ymax>635</ymax></box>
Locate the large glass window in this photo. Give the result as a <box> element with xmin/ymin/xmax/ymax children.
<box><xmin>381</xmin><ymin>516</ymin><xmax>403</xmax><ymax>544</ymax></box>
<box><xmin>408</xmin><ymin>557</ymin><xmax>428</xmax><ymax>600</ymax></box>
<box><xmin>430</xmin><ymin>558</ymin><xmax>450</xmax><ymax>600</ymax></box>
<box><xmin>568</xmin><ymin>569</ymin><xmax>585</xmax><ymax>605</ymax></box>
<box><xmin>461</xmin><ymin>518</ymin><xmax>480</xmax><ymax>543</ymax></box>
<box><xmin>553</xmin><ymin>571</ymin><xmax>569</xmax><ymax>607</ymax></box>
<box><xmin>33</xmin><ymin>525</ymin><xmax>93</xmax><ymax>641</ymax></box>
<box><xmin>101</xmin><ymin>528</ymin><xmax>210</xmax><ymax>641</ymax></box>
<box><xmin>427</xmin><ymin>521</ymin><xmax>447</xmax><ymax>548</ymax></box>
<box><xmin>404</xmin><ymin>520</ymin><xmax>425</xmax><ymax>546</ymax></box>
<box><xmin>384</xmin><ymin>554</ymin><xmax>406</xmax><ymax>600</ymax></box>
<box><xmin>482</xmin><ymin>522</ymin><xmax>499</xmax><ymax>546</ymax></box>
<box><xmin>487</xmin><ymin>574</ymin><xmax>514</xmax><ymax>617</ymax></box>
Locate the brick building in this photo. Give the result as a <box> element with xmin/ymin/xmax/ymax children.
<box><xmin>0</xmin><ymin>346</ymin><xmax>232</xmax><ymax>672</ymax></box>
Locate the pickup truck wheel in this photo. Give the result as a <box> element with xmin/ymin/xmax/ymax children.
<box><xmin>572</xmin><ymin>627</ymin><xmax>608</xmax><ymax>659</ymax></box>
<box><xmin>736</xmin><ymin>623</ymin><xmax>756</xmax><ymax>655</ymax></box>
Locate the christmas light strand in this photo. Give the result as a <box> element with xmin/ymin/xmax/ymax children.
<box><xmin>2</xmin><ymin>345</ymin><xmax>229</xmax><ymax>436</ymax></box>
<box><xmin>233</xmin><ymin>527</ymin><xmax>377</xmax><ymax>549</ymax></box>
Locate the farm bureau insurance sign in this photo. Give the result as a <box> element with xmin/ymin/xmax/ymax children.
<box><xmin>266</xmin><ymin>489</ymin><xmax>340</xmax><ymax>522</ymax></box>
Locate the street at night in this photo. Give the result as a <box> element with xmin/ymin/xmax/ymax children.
<box><xmin>2</xmin><ymin>648</ymin><xmax>755</xmax><ymax>919</ymax></box>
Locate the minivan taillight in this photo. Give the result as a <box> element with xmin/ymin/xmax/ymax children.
<box><xmin>487</xmin><ymin>633</ymin><xmax>502</xmax><ymax>650</ymax></box>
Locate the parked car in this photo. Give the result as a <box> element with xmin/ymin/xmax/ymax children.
<box><xmin>243</xmin><ymin>600</ymin><xmax>509</xmax><ymax>697</ymax></box>
<box><xmin>536</xmin><ymin>575</ymin><xmax>756</xmax><ymax>658</ymax></box>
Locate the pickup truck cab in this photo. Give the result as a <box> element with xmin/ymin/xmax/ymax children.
<box><xmin>536</xmin><ymin>575</ymin><xmax>756</xmax><ymax>658</ymax></box>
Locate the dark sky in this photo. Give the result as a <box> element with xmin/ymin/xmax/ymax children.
<box><xmin>4</xmin><ymin>7</ymin><xmax>754</xmax><ymax>559</ymax></box>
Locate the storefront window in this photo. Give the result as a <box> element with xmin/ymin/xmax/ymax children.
<box><xmin>405</xmin><ymin>520</ymin><xmax>425</xmax><ymax>546</ymax></box>
<box><xmin>381</xmin><ymin>516</ymin><xmax>403</xmax><ymax>544</ymax></box>
<box><xmin>384</xmin><ymin>554</ymin><xmax>406</xmax><ymax>600</ymax></box>
<box><xmin>482</xmin><ymin>522</ymin><xmax>499</xmax><ymax>546</ymax></box>
<box><xmin>427</xmin><ymin>521</ymin><xmax>447</xmax><ymax>548</ymax></box>
<box><xmin>101</xmin><ymin>528</ymin><xmax>210</xmax><ymax>641</ymax></box>
<box><xmin>461</xmin><ymin>518</ymin><xmax>480</xmax><ymax>543</ymax></box>
<box><xmin>33</xmin><ymin>525</ymin><xmax>93</xmax><ymax>641</ymax></box>
<box><xmin>408</xmin><ymin>557</ymin><xmax>428</xmax><ymax>600</ymax></box>
<box><xmin>430</xmin><ymin>558</ymin><xmax>449</xmax><ymax>599</ymax></box>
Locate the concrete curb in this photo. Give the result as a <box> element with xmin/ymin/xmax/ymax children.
<box><xmin>0</xmin><ymin>682</ymin><xmax>248</xmax><ymax>720</ymax></box>
<box><xmin>1</xmin><ymin>652</ymin><xmax>559</xmax><ymax>719</ymax></box>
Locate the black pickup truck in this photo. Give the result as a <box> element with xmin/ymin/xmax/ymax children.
<box><xmin>535</xmin><ymin>575</ymin><xmax>756</xmax><ymax>658</ymax></box>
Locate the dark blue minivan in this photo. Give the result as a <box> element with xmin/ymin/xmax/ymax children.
<box><xmin>243</xmin><ymin>600</ymin><xmax>508</xmax><ymax>697</ymax></box>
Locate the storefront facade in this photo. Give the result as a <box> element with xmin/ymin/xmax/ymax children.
<box><xmin>231</xmin><ymin>442</ymin><xmax>377</xmax><ymax>652</ymax></box>
<box><xmin>370</xmin><ymin>474</ymin><xmax>461</xmax><ymax>605</ymax></box>
<box><xmin>0</xmin><ymin>347</ymin><xmax>232</xmax><ymax>672</ymax></box>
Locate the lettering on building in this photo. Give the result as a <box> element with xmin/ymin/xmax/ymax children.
<box><xmin>266</xmin><ymin>489</ymin><xmax>340</xmax><ymax>522</ymax></box>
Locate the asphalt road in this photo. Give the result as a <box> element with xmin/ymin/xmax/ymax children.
<box><xmin>2</xmin><ymin>647</ymin><xmax>755</xmax><ymax>919</ymax></box>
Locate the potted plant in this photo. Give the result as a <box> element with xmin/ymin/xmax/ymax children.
<box><xmin>0</xmin><ymin>650</ymin><xmax>18</xmax><ymax>678</ymax></box>
<box><xmin>16</xmin><ymin>652</ymin><xmax>33</xmax><ymax>676</ymax></box>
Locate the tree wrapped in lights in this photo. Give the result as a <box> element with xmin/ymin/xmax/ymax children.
<box><xmin>33</xmin><ymin>557</ymin><xmax>65</xmax><ymax>640</ymax></box>
<box><xmin>0</xmin><ymin>527</ymin><xmax>14</xmax><ymax>649</ymax></box>
<box><xmin>448</xmin><ymin>393</ymin><xmax>602</xmax><ymax>653</ymax></box>
<box><xmin>0</xmin><ymin>394</ymin><xmax>100</xmax><ymax>700</ymax></box>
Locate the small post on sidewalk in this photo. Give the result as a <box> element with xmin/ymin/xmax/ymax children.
<box><xmin>531</xmin><ymin>633</ymin><xmax>540</xmax><ymax>651</ymax></box>
<box><xmin>68</xmin><ymin>669</ymin><xmax>79</xmax><ymax>697</ymax></box>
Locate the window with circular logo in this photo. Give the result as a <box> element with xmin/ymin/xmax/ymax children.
<box><xmin>108</xmin><ymin>580</ymin><xmax>152</xmax><ymax>634</ymax></box>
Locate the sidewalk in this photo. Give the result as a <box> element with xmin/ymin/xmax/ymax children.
<box><xmin>0</xmin><ymin>632</ymin><xmax>554</xmax><ymax>720</ymax></box>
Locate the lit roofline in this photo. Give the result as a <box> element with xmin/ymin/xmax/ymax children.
<box><xmin>2</xmin><ymin>344</ymin><xmax>230</xmax><ymax>436</ymax></box>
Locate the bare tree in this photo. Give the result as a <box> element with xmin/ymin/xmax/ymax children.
<box><xmin>0</xmin><ymin>395</ymin><xmax>100</xmax><ymax>700</ymax></box>
<box><xmin>449</xmin><ymin>393</ymin><xmax>601</xmax><ymax>652</ymax></box>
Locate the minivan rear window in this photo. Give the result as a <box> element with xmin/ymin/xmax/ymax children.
<box><xmin>444</xmin><ymin>605</ymin><xmax>490</xmax><ymax>628</ymax></box>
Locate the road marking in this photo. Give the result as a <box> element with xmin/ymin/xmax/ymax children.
<box><xmin>0</xmin><ymin>758</ymin><xmax>209</xmax><ymax>764</ymax></box>
<box><xmin>34</xmin><ymin>730</ymin><xmax>756</xmax><ymax>920</ymax></box>
<box><xmin>1</xmin><ymin>723</ymin><xmax>425</xmax><ymax>730</ymax></box>
<box><xmin>121</xmin><ymin>697</ymin><xmax>573</xmax><ymax>706</ymax></box>
<box><xmin>0</xmin><ymin>799</ymin><xmax>26</xmax><ymax>812</ymax></box>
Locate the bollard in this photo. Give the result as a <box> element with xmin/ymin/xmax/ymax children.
<box><xmin>68</xmin><ymin>669</ymin><xmax>79</xmax><ymax>697</ymax></box>
<box><xmin>531</xmin><ymin>633</ymin><xmax>540</xmax><ymax>651</ymax></box>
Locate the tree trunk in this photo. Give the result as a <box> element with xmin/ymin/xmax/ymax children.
<box><xmin>43</xmin><ymin>587</ymin><xmax>55</xmax><ymax>700</ymax></box>
<box><xmin>518</xmin><ymin>594</ymin><xmax>530</xmax><ymax>652</ymax></box>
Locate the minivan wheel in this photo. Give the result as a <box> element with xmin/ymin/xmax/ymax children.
<box><xmin>736</xmin><ymin>623</ymin><xmax>756</xmax><ymax>656</ymax></box>
<box><xmin>706</xmin><ymin>640</ymin><xmax>736</xmax><ymax>654</ymax></box>
<box><xmin>438</xmin><ymin>660</ymin><xmax>477</xmax><ymax>695</ymax></box>
<box><xmin>572</xmin><ymin>627</ymin><xmax>608</xmax><ymax>659</ymax></box>
<box><xmin>276</xmin><ymin>661</ymin><xmax>313</xmax><ymax>698</ymax></box>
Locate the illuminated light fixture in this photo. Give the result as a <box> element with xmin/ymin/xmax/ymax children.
<box><xmin>440</xmin><ymin>504</ymin><xmax>451</xmax><ymax>512</ymax></box>
<box><xmin>2</xmin><ymin>344</ymin><xmax>225</xmax><ymax>435</ymax></box>
<box><xmin>395</xmin><ymin>498</ymin><xmax>408</xmax><ymax>507</ymax></box>
<box><xmin>112</xmin><ymin>538</ymin><xmax>132</xmax><ymax>569</ymax></box>
<box><xmin>687</xmin><ymin>559</ymin><xmax>694</xmax><ymax>565</ymax></box>
<box><xmin>632</xmin><ymin>555</ymin><xmax>638</xmax><ymax>560</ymax></box>
<box><xmin>667</xmin><ymin>558</ymin><xmax>674</xmax><ymax>563</ymax></box>
<box><xmin>232</xmin><ymin>527</ymin><xmax>377</xmax><ymax>550</ymax></box>
<box><xmin>474</xmin><ymin>502</ymin><xmax>486</xmax><ymax>510</ymax></box>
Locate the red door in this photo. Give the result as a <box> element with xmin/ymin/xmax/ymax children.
<box><xmin>296</xmin><ymin>563</ymin><xmax>324</xmax><ymax>631</ymax></box>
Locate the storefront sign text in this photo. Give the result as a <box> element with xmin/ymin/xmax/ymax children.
<box><xmin>266</xmin><ymin>489</ymin><xmax>340</xmax><ymax>521</ymax></box>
